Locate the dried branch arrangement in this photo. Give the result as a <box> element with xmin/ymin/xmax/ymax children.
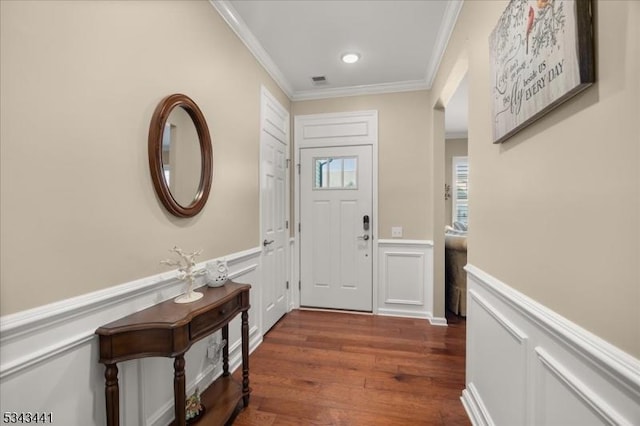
<box><xmin>161</xmin><ymin>246</ymin><xmax>207</xmax><ymax>303</ymax></box>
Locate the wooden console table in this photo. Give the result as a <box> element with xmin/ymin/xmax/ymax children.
<box><xmin>96</xmin><ymin>282</ymin><xmax>251</xmax><ymax>426</ymax></box>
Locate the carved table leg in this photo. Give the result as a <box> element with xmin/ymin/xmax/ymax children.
<box><xmin>241</xmin><ymin>310</ymin><xmax>250</xmax><ymax>406</ymax></box>
<box><xmin>104</xmin><ymin>364</ymin><xmax>119</xmax><ymax>426</ymax></box>
<box><xmin>174</xmin><ymin>355</ymin><xmax>186</xmax><ymax>426</ymax></box>
<box><xmin>222</xmin><ymin>324</ymin><xmax>229</xmax><ymax>377</ymax></box>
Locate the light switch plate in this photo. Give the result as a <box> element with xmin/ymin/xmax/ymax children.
<box><xmin>391</xmin><ymin>226</ymin><xmax>403</xmax><ymax>238</ymax></box>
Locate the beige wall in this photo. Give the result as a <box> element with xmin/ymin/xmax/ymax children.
<box><xmin>293</xmin><ymin>91</ymin><xmax>432</xmax><ymax>240</ymax></box>
<box><xmin>3</xmin><ymin>1</ymin><xmax>638</xmax><ymax>359</ymax></box>
<box><xmin>432</xmin><ymin>0</ymin><xmax>639</xmax><ymax>356</ymax></box>
<box><xmin>445</xmin><ymin>138</ymin><xmax>468</xmax><ymax>226</ymax></box>
<box><xmin>0</xmin><ymin>0</ymin><xmax>289</xmax><ymax>315</ymax></box>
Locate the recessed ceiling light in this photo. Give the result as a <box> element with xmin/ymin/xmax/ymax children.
<box><xmin>341</xmin><ymin>53</ymin><xmax>360</xmax><ymax>64</ymax></box>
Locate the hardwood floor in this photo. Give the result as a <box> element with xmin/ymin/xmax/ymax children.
<box><xmin>232</xmin><ymin>310</ymin><xmax>469</xmax><ymax>425</ymax></box>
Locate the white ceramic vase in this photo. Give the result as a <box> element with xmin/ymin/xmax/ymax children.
<box><xmin>207</xmin><ymin>260</ymin><xmax>228</xmax><ymax>287</ymax></box>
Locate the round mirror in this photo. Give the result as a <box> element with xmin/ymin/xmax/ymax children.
<box><xmin>148</xmin><ymin>94</ymin><xmax>213</xmax><ymax>217</ymax></box>
<box><xmin>161</xmin><ymin>107</ymin><xmax>202</xmax><ymax>206</ymax></box>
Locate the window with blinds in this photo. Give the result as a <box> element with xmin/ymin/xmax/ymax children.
<box><xmin>452</xmin><ymin>156</ymin><xmax>469</xmax><ymax>225</ymax></box>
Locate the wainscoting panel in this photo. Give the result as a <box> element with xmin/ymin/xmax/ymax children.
<box><xmin>462</xmin><ymin>264</ymin><xmax>640</xmax><ymax>426</ymax></box>
<box><xmin>383</xmin><ymin>252</ymin><xmax>424</xmax><ymax>305</ymax></box>
<box><xmin>0</xmin><ymin>247</ymin><xmax>263</xmax><ymax>426</ymax></box>
<box><xmin>377</xmin><ymin>240</ymin><xmax>440</xmax><ymax>323</ymax></box>
<box><xmin>467</xmin><ymin>290</ymin><xmax>528</xmax><ymax>426</ymax></box>
<box><xmin>533</xmin><ymin>347</ymin><xmax>631</xmax><ymax>426</ymax></box>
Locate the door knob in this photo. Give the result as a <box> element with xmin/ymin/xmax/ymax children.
<box><xmin>357</xmin><ymin>234</ymin><xmax>370</xmax><ymax>241</ymax></box>
<box><xmin>263</xmin><ymin>239</ymin><xmax>274</xmax><ymax>247</ymax></box>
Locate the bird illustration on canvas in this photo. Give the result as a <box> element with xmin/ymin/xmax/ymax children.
<box><xmin>526</xmin><ymin>6</ymin><xmax>535</xmax><ymax>54</ymax></box>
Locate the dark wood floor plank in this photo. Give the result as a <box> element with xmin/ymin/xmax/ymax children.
<box><xmin>233</xmin><ymin>310</ymin><xmax>469</xmax><ymax>425</ymax></box>
<box><xmin>319</xmin><ymin>407</ymin><xmax>434</xmax><ymax>426</ymax></box>
<box><xmin>254</xmin><ymin>342</ymin><xmax>380</xmax><ymax>371</ymax></box>
<box><xmin>249</xmin><ymin>359</ymin><xmax>370</xmax><ymax>387</ymax></box>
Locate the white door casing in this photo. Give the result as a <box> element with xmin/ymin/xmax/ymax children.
<box><xmin>260</xmin><ymin>87</ymin><xmax>289</xmax><ymax>333</ymax></box>
<box><xmin>300</xmin><ymin>146</ymin><xmax>373</xmax><ymax>311</ymax></box>
<box><xmin>294</xmin><ymin>110</ymin><xmax>378</xmax><ymax>313</ymax></box>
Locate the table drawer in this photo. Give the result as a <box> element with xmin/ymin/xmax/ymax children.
<box><xmin>190</xmin><ymin>297</ymin><xmax>239</xmax><ymax>340</ymax></box>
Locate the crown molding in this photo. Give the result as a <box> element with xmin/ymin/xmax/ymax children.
<box><xmin>424</xmin><ymin>0</ymin><xmax>464</xmax><ymax>88</ymax></box>
<box><xmin>210</xmin><ymin>0</ymin><xmax>463</xmax><ymax>101</ymax></box>
<box><xmin>292</xmin><ymin>79</ymin><xmax>429</xmax><ymax>101</ymax></box>
<box><xmin>210</xmin><ymin>0</ymin><xmax>294</xmax><ymax>98</ymax></box>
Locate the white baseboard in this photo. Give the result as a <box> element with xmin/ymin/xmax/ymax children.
<box><xmin>376</xmin><ymin>308</ymin><xmax>447</xmax><ymax>326</ymax></box>
<box><xmin>377</xmin><ymin>308</ymin><xmax>430</xmax><ymax>319</ymax></box>
<box><xmin>463</xmin><ymin>264</ymin><xmax>640</xmax><ymax>426</ymax></box>
<box><xmin>461</xmin><ymin>383</ymin><xmax>494</xmax><ymax>426</ymax></box>
<box><xmin>428</xmin><ymin>316</ymin><xmax>448</xmax><ymax>326</ymax></box>
<box><xmin>0</xmin><ymin>246</ymin><xmax>263</xmax><ymax>426</ymax></box>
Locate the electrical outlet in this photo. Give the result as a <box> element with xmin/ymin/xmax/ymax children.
<box><xmin>207</xmin><ymin>339</ymin><xmax>227</xmax><ymax>366</ymax></box>
<box><xmin>391</xmin><ymin>226</ymin><xmax>403</xmax><ymax>238</ymax></box>
<box><xmin>207</xmin><ymin>344</ymin><xmax>218</xmax><ymax>360</ymax></box>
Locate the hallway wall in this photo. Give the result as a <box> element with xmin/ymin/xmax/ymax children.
<box><xmin>432</xmin><ymin>0</ymin><xmax>639</xmax><ymax>358</ymax></box>
<box><xmin>293</xmin><ymin>90</ymin><xmax>432</xmax><ymax>241</ymax></box>
<box><xmin>432</xmin><ymin>1</ymin><xmax>639</xmax><ymax>424</ymax></box>
<box><xmin>1</xmin><ymin>1</ymin><xmax>289</xmax><ymax>423</ymax></box>
<box><xmin>0</xmin><ymin>0</ymin><xmax>289</xmax><ymax>315</ymax></box>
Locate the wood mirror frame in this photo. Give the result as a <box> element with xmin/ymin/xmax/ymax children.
<box><xmin>148</xmin><ymin>94</ymin><xmax>213</xmax><ymax>218</ymax></box>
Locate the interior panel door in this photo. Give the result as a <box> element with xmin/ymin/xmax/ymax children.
<box><xmin>300</xmin><ymin>145</ymin><xmax>372</xmax><ymax>311</ymax></box>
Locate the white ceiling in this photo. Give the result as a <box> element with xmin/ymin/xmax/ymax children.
<box><xmin>211</xmin><ymin>0</ymin><xmax>467</xmax><ymax>136</ymax></box>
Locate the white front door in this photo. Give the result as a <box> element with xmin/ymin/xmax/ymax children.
<box><xmin>260</xmin><ymin>88</ymin><xmax>289</xmax><ymax>333</ymax></box>
<box><xmin>300</xmin><ymin>145</ymin><xmax>373</xmax><ymax>311</ymax></box>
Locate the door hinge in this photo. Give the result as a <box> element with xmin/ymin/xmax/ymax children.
<box><xmin>298</xmin><ymin>280</ymin><xmax>301</xmax><ymax>290</ymax></box>
<box><xmin>297</xmin><ymin>164</ymin><xmax>301</xmax><ymax>174</ymax></box>
<box><xmin>286</xmin><ymin>281</ymin><xmax>289</xmax><ymax>290</ymax></box>
<box><xmin>286</xmin><ymin>159</ymin><xmax>291</xmax><ymax>168</ymax></box>
<box><xmin>286</xmin><ymin>220</ymin><xmax>289</xmax><ymax>229</ymax></box>
<box><xmin>298</xmin><ymin>222</ymin><xmax>301</xmax><ymax>233</ymax></box>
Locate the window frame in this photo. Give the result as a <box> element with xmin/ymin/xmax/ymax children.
<box><xmin>452</xmin><ymin>156</ymin><xmax>469</xmax><ymax>225</ymax></box>
<box><xmin>312</xmin><ymin>155</ymin><xmax>358</xmax><ymax>190</ymax></box>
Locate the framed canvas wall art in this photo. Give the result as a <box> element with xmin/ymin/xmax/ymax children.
<box><xmin>489</xmin><ymin>0</ymin><xmax>595</xmax><ymax>143</ymax></box>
